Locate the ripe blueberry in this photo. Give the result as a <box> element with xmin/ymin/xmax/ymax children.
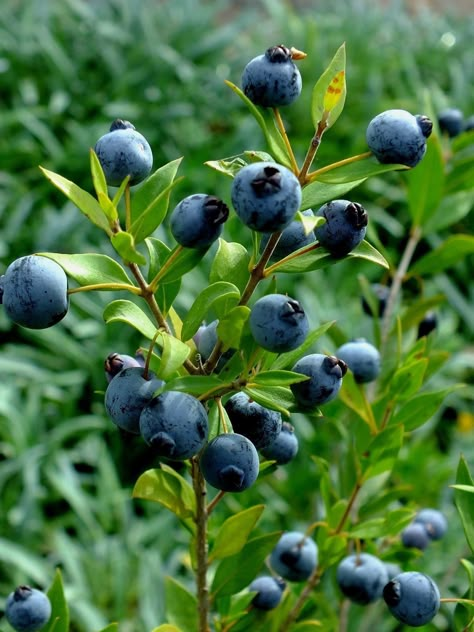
<box><xmin>437</xmin><ymin>108</ymin><xmax>464</xmax><ymax>138</ymax></box>
<box><xmin>464</xmin><ymin>115</ymin><xmax>474</xmax><ymax>132</ymax></box>
<box><xmin>383</xmin><ymin>571</ymin><xmax>440</xmax><ymax>627</ymax></box>
<box><xmin>401</xmin><ymin>522</ymin><xmax>430</xmax><ymax>550</ymax></box>
<box><xmin>104</xmin><ymin>352</ymin><xmax>143</xmax><ymax>383</ymax></box>
<box><xmin>290</xmin><ymin>354</ymin><xmax>347</xmax><ymax>409</ymax></box>
<box><xmin>249</xmin><ymin>293</ymin><xmax>309</xmax><ymax>353</ymax></box>
<box><xmin>104</xmin><ymin>366</ymin><xmax>163</xmax><ymax>434</ymax></box>
<box><xmin>414</xmin><ymin>508</ymin><xmax>448</xmax><ymax>541</ymax></box>
<box><xmin>94</xmin><ymin>119</ymin><xmax>153</xmax><ymax>186</ymax></box>
<box><xmin>366</xmin><ymin>109</ymin><xmax>432</xmax><ymax>168</ymax></box>
<box><xmin>417</xmin><ymin>311</ymin><xmax>437</xmax><ymax>339</ymax></box>
<box><xmin>2</xmin><ymin>255</ymin><xmax>68</xmax><ymax>329</ymax></box>
<box><xmin>5</xmin><ymin>585</ymin><xmax>52</xmax><ymax>632</ymax></box>
<box><xmin>200</xmin><ymin>433</ymin><xmax>259</xmax><ymax>492</ymax></box>
<box><xmin>336</xmin><ymin>553</ymin><xmax>389</xmax><ymax>605</ymax></box>
<box><xmin>248</xmin><ymin>576</ymin><xmax>286</xmax><ymax>610</ymax></box>
<box><xmin>170</xmin><ymin>194</ymin><xmax>229</xmax><ymax>249</ymax></box>
<box><xmin>231</xmin><ymin>162</ymin><xmax>302</xmax><ymax>233</ymax></box>
<box><xmin>260</xmin><ymin>421</ymin><xmax>299</xmax><ymax>465</ymax></box>
<box><xmin>270</xmin><ymin>531</ymin><xmax>318</xmax><ymax>582</ymax></box>
<box><xmin>242</xmin><ymin>45</ymin><xmax>302</xmax><ymax>108</ymax></box>
<box><xmin>260</xmin><ymin>209</ymin><xmax>316</xmax><ymax>260</ymax></box>
<box><xmin>335</xmin><ymin>339</ymin><xmax>380</xmax><ymax>384</ymax></box>
<box><xmin>314</xmin><ymin>199</ymin><xmax>368</xmax><ymax>257</ymax></box>
<box><xmin>361</xmin><ymin>283</ymin><xmax>390</xmax><ymax>318</ymax></box>
<box><xmin>194</xmin><ymin>320</ymin><xmax>234</xmax><ymax>370</ymax></box>
<box><xmin>224</xmin><ymin>392</ymin><xmax>282</xmax><ymax>450</ymax></box>
<box><xmin>139</xmin><ymin>391</ymin><xmax>208</xmax><ymax>460</ymax></box>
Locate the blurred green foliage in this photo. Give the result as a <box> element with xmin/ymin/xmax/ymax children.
<box><xmin>1</xmin><ymin>1</ymin><xmax>473</xmax><ymax>630</ymax></box>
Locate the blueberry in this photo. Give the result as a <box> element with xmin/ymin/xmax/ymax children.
<box><xmin>139</xmin><ymin>391</ymin><xmax>208</xmax><ymax>460</ymax></box>
<box><xmin>413</xmin><ymin>508</ymin><xmax>448</xmax><ymax>541</ymax></box>
<box><xmin>231</xmin><ymin>162</ymin><xmax>302</xmax><ymax>233</ymax></box>
<box><xmin>2</xmin><ymin>255</ymin><xmax>68</xmax><ymax>329</ymax></box>
<box><xmin>335</xmin><ymin>339</ymin><xmax>381</xmax><ymax>384</ymax></box>
<box><xmin>242</xmin><ymin>45</ymin><xmax>302</xmax><ymax>108</ymax></box>
<box><xmin>314</xmin><ymin>199</ymin><xmax>368</xmax><ymax>257</ymax></box>
<box><xmin>104</xmin><ymin>366</ymin><xmax>163</xmax><ymax>434</ymax></box>
<box><xmin>194</xmin><ymin>320</ymin><xmax>234</xmax><ymax>370</ymax></box>
<box><xmin>248</xmin><ymin>576</ymin><xmax>286</xmax><ymax>610</ymax></box>
<box><xmin>104</xmin><ymin>352</ymin><xmax>142</xmax><ymax>383</ymax></box>
<box><xmin>383</xmin><ymin>571</ymin><xmax>440</xmax><ymax>627</ymax></box>
<box><xmin>401</xmin><ymin>522</ymin><xmax>430</xmax><ymax>550</ymax></box>
<box><xmin>170</xmin><ymin>194</ymin><xmax>229</xmax><ymax>249</ymax></box>
<box><xmin>0</xmin><ymin>274</ymin><xmax>4</xmax><ymax>304</ymax></box>
<box><xmin>437</xmin><ymin>108</ymin><xmax>464</xmax><ymax>138</ymax></box>
<box><xmin>336</xmin><ymin>553</ymin><xmax>389</xmax><ymax>605</ymax></box>
<box><xmin>464</xmin><ymin>115</ymin><xmax>474</xmax><ymax>132</ymax></box>
<box><xmin>366</xmin><ymin>109</ymin><xmax>432</xmax><ymax>168</ymax></box>
<box><xmin>94</xmin><ymin>119</ymin><xmax>153</xmax><ymax>187</ymax></box>
<box><xmin>290</xmin><ymin>354</ymin><xmax>347</xmax><ymax>409</ymax></box>
<box><xmin>269</xmin><ymin>531</ymin><xmax>318</xmax><ymax>582</ymax></box>
<box><xmin>417</xmin><ymin>311</ymin><xmax>437</xmax><ymax>339</ymax></box>
<box><xmin>200</xmin><ymin>433</ymin><xmax>259</xmax><ymax>492</ymax></box>
<box><xmin>5</xmin><ymin>585</ymin><xmax>52</xmax><ymax>632</ymax></box>
<box><xmin>361</xmin><ymin>283</ymin><xmax>390</xmax><ymax>318</ymax></box>
<box><xmin>224</xmin><ymin>392</ymin><xmax>282</xmax><ymax>450</ymax></box>
<box><xmin>260</xmin><ymin>209</ymin><xmax>316</xmax><ymax>260</ymax></box>
<box><xmin>249</xmin><ymin>293</ymin><xmax>309</xmax><ymax>353</ymax></box>
<box><xmin>260</xmin><ymin>422</ymin><xmax>298</xmax><ymax>465</ymax></box>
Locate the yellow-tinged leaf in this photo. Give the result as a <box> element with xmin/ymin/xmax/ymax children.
<box><xmin>323</xmin><ymin>70</ymin><xmax>346</xmax><ymax>112</ymax></box>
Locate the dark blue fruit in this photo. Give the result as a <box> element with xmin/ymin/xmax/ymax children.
<box><xmin>336</xmin><ymin>339</ymin><xmax>380</xmax><ymax>384</ymax></box>
<box><xmin>200</xmin><ymin>433</ymin><xmax>259</xmax><ymax>492</ymax></box>
<box><xmin>336</xmin><ymin>553</ymin><xmax>389</xmax><ymax>605</ymax></box>
<box><xmin>5</xmin><ymin>585</ymin><xmax>52</xmax><ymax>632</ymax></box>
<box><xmin>224</xmin><ymin>392</ymin><xmax>282</xmax><ymax>450</ymax></box>
<box><xmin>105</xmin><ymin>366</ymin><xmax>163</xmax><ymax>434</ymax></box>
<box><xmin>260</xmin><ymin>421</ymin><xmax>298</xmax><ymax>465</ymax></box>
<box><xmin>417</xmin><ymin>311</ymin><xmax>437</xmax><ymax>339</ymax></box>
<box><xmin>314</xmin><ymin>199</ymin><xmax>368</xmax><ymax>257</ymax></box>
<box><xmin>290</xmin><ymin>354</ymin><xmax>347</xmax><ymax>409</ymax></box>
<box><xmin>2</xmin><ymin>255</ymin><xmax>68</xmax><ymax>329</ymax></box>
<box><xmin>401</xmin><ymin>522</ymin><xmax>430</xmax><ymax>550</ymax></box>
<box><xmin>242</xmin><ymin>45</ymin><xmax>302</xmax><ymax>108</ymax></box>
<box><xmin>464</xmin><ymin>115</ymin><xmax>474</xmax><ymax>132</ymax></box>
<box><xmin>383</xmin><ymin>571</ymin><xmax>440</xmax><ymax>627</ymax></box>
<box><xmin>170</xmin><ymin>194</ymin><xmax>229</xmax><ymax>249</ymax></box>
<box><xmin>414</xmin><ymin>508</ymin><xmax>447</xmax><ymax>541</ymax></box>
<box><xmin>437</xmin><ymin>108</ymin><xmax>464</xmax><ymax>138</ymax></box>
<box><xmin>248</xmin><ymin>576</ymin><xmax>286</xmax><ymax>610</ymax></box>
<box><xmin>270</xmin><ymin>531</ymin><xmax>318</xmax><ymax>582</ymax></box>
<box><xmin>260</xmin><ymin>209</ymin><xmax>316</xmax><ymax>260</ymax></box>
<box><xmin>104</xmin><ymin>352</ymin><xmax>143</xmax><ymax>383</ymax></box>
<box><xmin>249</xmin><ymin>293</ymin><xmax>309</xmax><ymax>353</ymax></box>
<box><xmin>361</xmin><ymin>283</ymin><xmax>390</xmax><ymax>318</ymax></box>
<box><xmin>194</xmin><ymin>320</ymin><xmax>234</xmax><ymax>370</ymax></box>
<box><xmin>231</xmin><ymin>162</ymin><xmax>302</xmax><ymax>233</ymax></box>
<box><xmin>366</xmin><ymin>109</ymin><xmax>432</xmax><ymax>168</ymax></box>
<box><xmin>139</xmin><ymin>391</ymin><xmax>208</xmax><ymax>460</ymax></box>
<box><xmin>94</xmin><ymin>119</ymin><xmax>153</xmax><ymax>187</ymax></box>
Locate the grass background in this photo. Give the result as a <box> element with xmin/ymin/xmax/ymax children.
<box><xmin>0</xmin><ymin>1</ymin><xmax>473</xmax><ymax>630</ymax></box>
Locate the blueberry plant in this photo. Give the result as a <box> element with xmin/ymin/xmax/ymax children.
<box><xmin>2</xmin><ymin>42</ymin><xmax>474</xmax><ymax>632</ymax></box>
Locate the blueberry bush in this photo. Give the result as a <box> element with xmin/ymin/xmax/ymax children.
<box><xmin>1</xmin><ymin>3</ymin><xmax>474</xmax><ymax>632</ymax></box>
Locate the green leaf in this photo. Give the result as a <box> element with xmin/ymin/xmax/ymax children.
<box><xmin>205</xmin><ymin>154</ymin><xmax>248</xmax><ymax>179</ymax></box>
<box><xmin>454</xmin><ymin>456</ymin><xmax>474</xmax><ymax>554</ymax></box>
<box><xmin>163</xmin><ymin>375</ymin><xmax>226</xmax><ymax>397</ymax></box>
<box><xmin>131</xmin><ymin>163</ymin><xmax>184</xmax><ymax>243</ymax></box>
<box><xmin>397</xmin><ymin>295</ymin><xmax>446</xmax><ymax>333</ymax></box>
<box><xmin>362</xmin><ymin>425</ymin><xmax>404</xmax><ymax>480</ymax></box>
<box><xmin>44</xmin><ymin>568</ymin><xmax>69</xmax><ymax>632</ymax></box>
<box><xmin>252</xmin><ymin>370</ymin><xmax>309</xmax><ymax>387</ymax></box>
<box><xmin>217</xmin><ymin>306</ymin><xmax>251</xmax><ymax>351</ymax></box>
<box><xmin>97</xmin><ymin>625</ymin><xmax>119</xmax><ymax>632</ymax></box>
<box><xmin>90</xmin><ymin>149</ymin><xmax>118</xmax><ymax>221</ymax></box>
<box><xmin>40</xmin><ymin>166</ymin><xmax>112</xmax><ymax>235</ymax></box>
<box><xmin>145</xmin><ymin>238</ymin><xmax>181</xmax><ymax>314</ymax></box>
<box><xmin>389</xmin><ymin>358</ymin><xmax>428</xmax><ymax>402</ymax></box>
<box><xmin>291</xmin><ymin>623</ymin><xmax>323</xmax><ymax>631</ymax></box>
<box><xmin>423</xmin><ymin>189</ymin><xmax>474</xmax><ymax>234</ymax></box>
<box><xmin>211</xmin><ymin>532</ymin><xmax>282</xmax><ymax>598</ymax></box>
<box><xmin>151</xmin><ymin>626</ymin><xmax>182</xmax><ymax>632</ymax></box>
<box><xmin>312</xmin><ymin>156</ymin><xmax>408</xmax><ymax>184</ymax></box>
<box><xmin>224</xmin><ymin>80</ymin><xmax>292</xmax><ymax>168</ymax></box>
<box><xmin>38</xmin><ymin>253</ymin><xmax>133</xmax><ymax>288</ymax></box>
<box><xmin>243</xmin><ymin>385</ymin><xmax>295</xmax><ymax>417</ymax></box>
<box><xmin>409</xmin><ymin>235</ymin><xmax>474</xmax><ymax>276</ymax></box>
<box><xmin>451</xmin><ymin>485</ymin><xmax>474</xmax><ymax>493</ymax></box>
<box><xmin>301</xmin><ymin>178</ymin><xmax>366</xmax><ymax>210</ymax></box>
<box><xmin>181</xmin><ymin>282</ymin><xmax>241</xmax><ymax>342</ymax></box>
<box><xmin>311</xmin><ymin>42</ymin><xmax>346</xmax><ymax>129</ymax></box>
<box><xmin>157</xmin><ymin>331</ymin><xmax>191</xmax><ymax>379</ymax></box>
<box><xmin>209</xmin><ymin>239</ymin><xmax>251</xmax><ymax>293</ymax></box>
<box><xmin>157</xmin><ymin>246</ymin><xmax>208</xmax><ymax>285</ymax></box>
<box><xmin>271</xmin><ymin>321</ymin><xmax>335</xmax><ymax>370</ymax></box>
<box><xmin>133</xmin><ymin>465</ymin><xmax>196</xmax><ymax>533</ymax></box>
<box><xmin>406</xmin><ymin>134</ymin><xmax>445</xmax><ymax>229</ymax></box>
<box><xmin>210</xmin><ymin>505</ymin><xmax>265</xmax><ymax>561</ymax></box>
<box><xmin>164</xmin><ymin>577</ymin><xmax>198</xmax><ymax>632</ymax></box>
<box><xmin>391</xmin><ymin>385</ymin><xmax>465</xmax><ymax>430</ymax></box>
<box><xmin>111</xmin><ymin>174</ymin><xmax>131</xmax><ymax>208</ymax></box>
<box><xmin>349</xmin><ymin>509</ymin><xmax>413</xmax><ymax>539</ymax></box>
<box><xmin>111</xmin><ymin>231</ymin><xmax>147</xmax><ymax>265</ymax></box>
<box><xmin>103</xmin><ymin>299</ymin><xmax>157</xmax><ymax>340</ymax></box>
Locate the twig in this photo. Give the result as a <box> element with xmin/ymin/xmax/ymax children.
<box><xmin>191</xmin><ymin>457</ymin><xmax>211</xmax><ymax>632</ymax></box>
